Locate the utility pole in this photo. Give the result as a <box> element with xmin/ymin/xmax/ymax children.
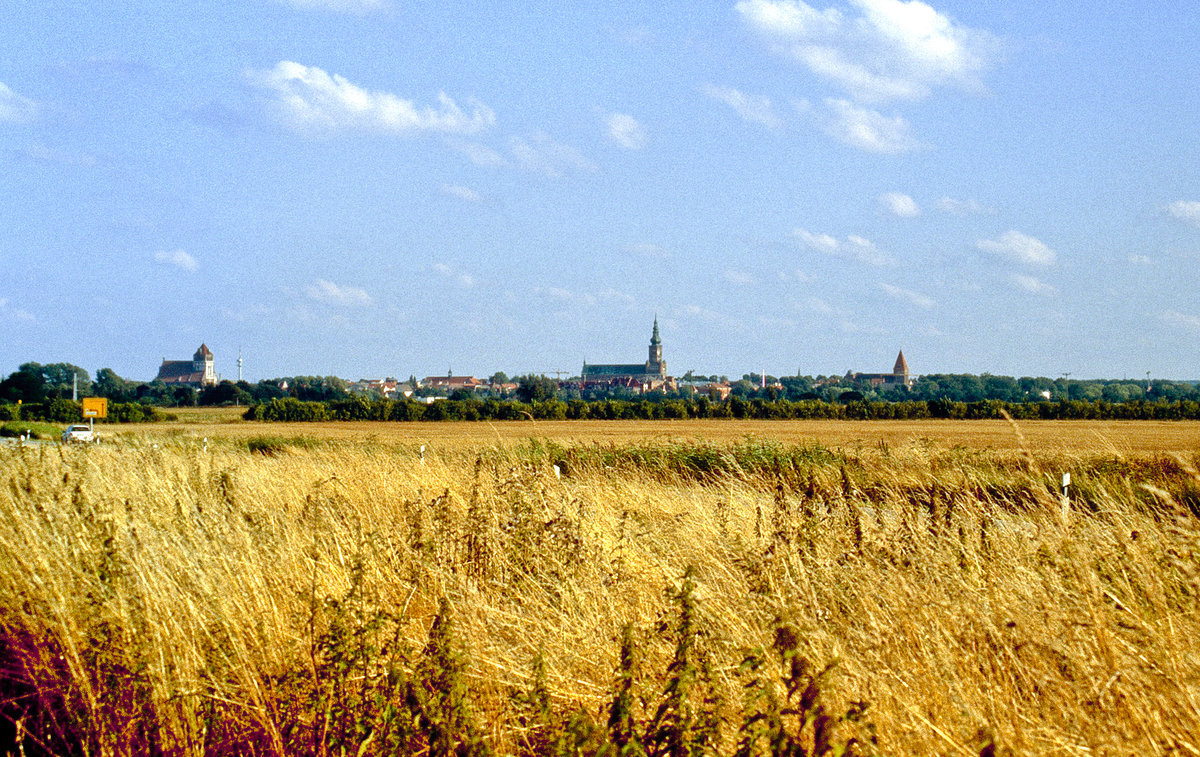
<box><xmin>238</xmin><ymin>349</ymin><xmax>243</xmax><ymax>382</ymax></box>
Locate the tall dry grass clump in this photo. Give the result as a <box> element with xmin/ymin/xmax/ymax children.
<box><xmin>0</xmin><ymin>433</ymin><xmax>1198</xmax><ymax>755</ymax></box>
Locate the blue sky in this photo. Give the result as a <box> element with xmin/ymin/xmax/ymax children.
<box><xmin>3</xmin><ymin>1</ymin><xmax>1199</xmax><ymax>382</ymax></box>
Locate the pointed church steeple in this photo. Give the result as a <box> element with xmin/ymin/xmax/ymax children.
<box><xmin>892</xmin><ymin>350</ymin><xmax>910</xmax><ymax>387</ymax></box>
<box><xmin>647</xmin><ymin>315</ymin><xmax>665</xmax><ymax>376</ymax></box>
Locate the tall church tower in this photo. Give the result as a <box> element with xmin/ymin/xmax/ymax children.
<box><xmin>646</xmin><ymin>317</ymin><xmax>665</xmax><ymax>377</ymax></box>
<box><xmin>193</xmin><ymin>344</ymin><xmax>216</xmax><ymax>385</ymax></box>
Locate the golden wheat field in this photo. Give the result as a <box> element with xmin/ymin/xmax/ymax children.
<box><xmin>2</xmin><ymin>416</ymin><xmax>1199</xmax><ymax>755</ymax></box>
<box><xmin>124</xmin><ymin>406</ymin><xmax>1200</xmax><ymax>456</ymax></box>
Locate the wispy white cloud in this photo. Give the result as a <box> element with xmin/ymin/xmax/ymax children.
<box><xmin>1010</xmin><ymin>273</ymin><xmax>1056</xmax><ymax>296</ymax></box>
<box><xmin>509</xmin><ymin>132</ymin><xmax>596</xmax><ymax>177</ymax></box>
<box><xmin>441</xmin><ymin>184</ymin><xmax>484</xmax><ymax>203</ymax></box>
<box><xmin>153</xmin><ymin>249</ymin><xmax>199</xmax><ymax>272</ymax></box>
<box><xmin>432</xmin><ymin>263</ymin><xmax>475</xmax><ymax>288</ymax></box>
<box><xmin>677</xmin><ymin>304</ymin><xmax>725</xmax><ymax>323</ymax></box>
<box><xmin>701</xmin><ymin>84</ymin><xmax>783</xmax><ymax>129</ymax></box>
<box><xmin>795</xmin><ymin>227</ymin><xmax>894</xmax><ymax>265</ymax></box>
<box><xmin>1128</xmin><ymin>254</ymin><xmax>1153</xmax><ymax>266</ymax></box>
<box><xmin>598</xmin><ymin>288</ymin><xmax>638</xmax><ymax>308</ymax></box>
<box><xmin>795</xmin><ymin>229</ymin><xmax>840</xmax><ymax>254</ymax></box>
<box><xmin>879</xmin><ymin>282</ymin><xmax>934</xmax><ymax>308</ymax></box>
<box><xmin>306</xmin><ymin>278</ymin><xmax>372</xmax><ymax>306</ymax></box>
<box><xmin>605</xmin><ymin>112</ymin><xmax>647</xmax><ymax>149</ymax></box>
<box><xmin>544</xmin><ymin>287</ymin><xmax>574</xmax><ymax>302</ymax></box>
<box><xmin>0</xmin><ymin>82</ymin><xmax>37</xmax><ymax>123</ymax></box>
<box><xmin>810</xmin><ymin>98</ymin><xmax>922</xmax><ymax>153</ymax></box>
<box><xmin>778</xmin><ymin>268</ymin><xmax>813</xmax><ymax>282</ymax></box>
<box><xmin>978</xmin><ymin>230</ymin><xmax>1056</xmax><ymax>266</ymax></box>
<box><xmin>276</xmin><ymin>0</ymin><xmax>387</xmax><ymax>12</ymax></box>
<box><xmin>0</xmin><ymin>297</ymin><xmax>36</xmax><ymax>324</ymax></box>
<box><xmin>1162</xmin><ymin>309</ymin><xmax>1200</xmax><ymax>331</ymax></box>
<box><xmin>737</xmin><ymin>0</ymin><xmax>998</xmax><ymax>103</ymax></box>
<box><xmin>879</xmin><ymin>191</ymin><xmax>919</xmax><ymax>217</ymax></box>
<box><xmin>251</xmin><ymin>61</ymin><xmax>494</xmax><ymax>136</ymax></box>
<box><xmin>804</xmin><ymin>297</ymin><xmax>838</xmax><ymax>314</ymax></box>
<box><xmin>445</xmin><ymin>138</ymin><xmax>508</xmax><ymax>167</ymax></box>
<box><xmin>936</xmin><ymin>196</ymin><xmax>992</xmax><ymax>215</ymax></box>
<box><xmin>1167</xmin><ymin>200</ymin><xmax>1200</xmax><ymax>228</ymax></box>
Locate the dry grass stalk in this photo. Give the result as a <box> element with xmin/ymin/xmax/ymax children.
<box><xmin>0</xmin><ymin>433</ymin><xmax>1197</xmax><ymax>754</ymax></box>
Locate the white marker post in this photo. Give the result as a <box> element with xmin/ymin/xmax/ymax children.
<box><xmin>1060</xmin><ymin>472</ymin><xmax>1071</xmax><ymax>520</ymax></box>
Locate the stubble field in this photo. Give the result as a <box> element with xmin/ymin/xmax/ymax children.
<box><xmin>2</xmin><ymin>413</ymin><xmax>1199</xmax><ymax>755</ymax></box>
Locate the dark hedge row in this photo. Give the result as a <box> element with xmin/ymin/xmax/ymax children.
<box><xmin>0</xmin><ymin>399</ymin><xmax>166</xmax><ymax>423</ymax></box>
<box><xmin>243</xmin><ymin>395</ymin><xmax>1200</xmax><ymax>423</ymax></box>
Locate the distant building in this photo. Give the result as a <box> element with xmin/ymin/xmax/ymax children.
<box><xmin>853</xmin><ymin>350</ymin><xmax>911</xmax><ymax>389</ymax></box>
<box><xmin>580</xmin><ymin>318</ymin><xmax>673</xmax><ymax>392</ymax></box>
<box><xmin>680</xmin><ymin>380</ymin><xmax>732</xmax><ymax>400</ymax></box>
<box><xmin>349</xmin><ymin>378</ymin><xmax>413</xmax><ymax>399</ymax></box>
<box><xmin>155</xmin><ymin>344</ymin><xmax>217</xmax><ymax>387</ymax></box>
<box><xmin>422</xmin><ymin>375</ymin><xmax>487</xmax><ymax>392</ymax></box>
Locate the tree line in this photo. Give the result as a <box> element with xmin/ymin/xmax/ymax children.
<box><xmin>4</xmin><ymin>362</ymin><xmax>1198</xmax><ymax>418</ymax></box>
<box><xmin>244</xmin><ymin>395</ymin><xmax>1200</xmax><ymax>423</ymax></box>
<box><xmin>0</xmin><ymin>363</ymin><xmax>350</xmax><ymax>408</ymax></box>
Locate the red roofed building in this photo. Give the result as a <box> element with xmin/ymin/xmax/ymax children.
<box><xmin>155</xmin><ymin>344</ymin><xmax>217</xmax><ymax>386</ymax></box>
<box><xmin>422</xmin><ymin>375</ymin><xmax>487</xmax><ymax>391</ymax></box>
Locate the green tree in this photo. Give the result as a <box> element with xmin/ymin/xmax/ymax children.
<box><xmin>39</xmin><ymin>363</ymin><xmax>91</xmax><ymax>398</ymax></box>
<box><xmin>281</xmin><ymin>376</ymin><xmax>350</xmax><ymax>402</ymax></box>
<box><xmin>248</xmin><ymin>380</ymin><xmax>287</xmax><ymax>403</ymax></box>
<box><xmin>516</xmin><ymin>374</ymin><xmax>558</xmax><ymax>403</ymax></box>
<box><xmin>0</xmin><ymin>365</ymin><xmax>46</xmax><ymax>403</ymax></box>
<box><xmin>172</xmin><ymin>386</ymin><xmax>198</xmax><ymax>407</ymax></box>
<box><xmin>1102</xmin><ymin>382</ymin><xmax>1143</xmax><ymax>402</ymax></box>
<box><xmin>1070</xmin><ymin>382</ymin><xmax>1103</xmax><ymax>402</ymax></box>
<box><xmin>730</xmin><ymin>379</ymin><xmax>757</xmax><ymax>398</ymax></box>
<box><xmin>94</xmin><ymin>368</ymin><xmax>135</xmax><ymax>402</ymax></box>
<box><xmin>199</xmin><ymin>380</ymin><xmax>253</xmax><ymax>406</ymax></box>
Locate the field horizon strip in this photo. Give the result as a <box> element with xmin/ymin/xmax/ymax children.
<box><xmin>1</xmin><ymin>425</ymin><xmax>1198</xmax><ymax>754</ymax></box>
<box><xmin>107</xmin><ymin>408</ymin><xmax>1200</xmax><ymax>457</ymax></box>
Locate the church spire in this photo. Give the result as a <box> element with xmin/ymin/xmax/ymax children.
<box><xmin>647</xmin><ymin>315</ymin><xmax>665</xmax><ymax>376</ymax></box>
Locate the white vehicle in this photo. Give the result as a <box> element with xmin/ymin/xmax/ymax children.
<box><xmin>61</xmin><ymin>425</ymin><xmax>96</xmax><ymax>444</ymax></box>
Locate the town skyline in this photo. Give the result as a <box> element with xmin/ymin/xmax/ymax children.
<box><xmin>4</xmin><ymin>3</ymin><xmax>1199</xmax><ymax>380</ymax></box>
<box><xmin>7</xmin><ymin>334</ymin><xmax>1193</xmax><ymax>388</ymax></box>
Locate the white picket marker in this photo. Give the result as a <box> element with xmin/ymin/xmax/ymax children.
<box><xmin>1060</xmin><ymin>472</ymin><xmax>1071</xmax><ymax>522</ymax></box>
